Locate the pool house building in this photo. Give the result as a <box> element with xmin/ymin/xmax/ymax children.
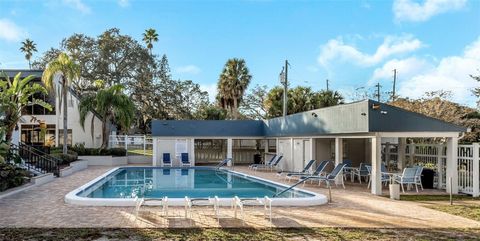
<box><xmin>151</xmin><ymin>99</ymin><xmax>467</xmax><ymax>196</ymax></box>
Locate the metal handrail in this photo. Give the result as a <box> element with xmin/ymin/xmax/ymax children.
<box><xmin>10</xmin><ymin>143</ymin><xmax>60</xmax><ymax>177</ymax></box>
<box><xmin>18</xmin><ymin>142</ymin><xmax>63</xmax><ymax>164</ymax></box>
<box><xmin>215</xmin><ymin>158</ymin><xmax>232</xmax><ymax>170</ymax></box>
<box><xmin>273</xmin><ymin>177</ymin><xmax>313</xmax><ymax>197</ymax></box>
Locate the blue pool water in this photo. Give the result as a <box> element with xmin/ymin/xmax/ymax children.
<box><xmin>78</xmin><ymin>167</ymin><xmax>313</xmax><ymax>199</ymax></box>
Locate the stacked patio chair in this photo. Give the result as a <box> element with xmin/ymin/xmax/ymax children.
<box><xmin>253</xmin><ymin>156</ymin><xmax>283</xmax><ymax>172</ymax></box>
<box><xmin>249</xmin><ymin>155</ymin><xmax>276</xmax><ymax>169</ymax></box>
<box><xmin>342</xmin><ymin>159</ymin><xmax>353</xmax><ymax>181</ymax></box>
<box><xmin>162</xmin><ymin>153</ymin><xmax>172</xmax><ymax>167</ymax></box>
<box><xmin>366</xmin><ymin>165</ymin><xmax>390</xmax><ymax>188</ymax></box>
<box><xmin>277</xmin><ymin>159</ymin><xmax>316</xmax><ymax>180</ymax></box>
<box><xmin>232</xmin><ymin>196</ymin><xmax>273</xmax><ymax>223</ymax></box>
<box><xmin>353</xmin><ymin>163</ymin><xmax>370</xmax><ymax>184</ymax></box>
<box><xmin>302</xmin><ymin>163</ymin><xmax>347</xmax><ymax>189</ymax></box>
<box><xmin>286</xmin><ymin>160</ymin><xmax>330</xmax><ymax>183</ymax></box>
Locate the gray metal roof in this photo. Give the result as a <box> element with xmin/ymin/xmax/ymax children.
<box><xmin>152</xmin><ymin>100</ymin><xmax>466</xmax><ymax>137</ymax></box>
<box><xmin>0</xmin><ymin>69</ymin><xmax>43</xmax><ymax>79</ymax></box>
<box><xmin>151</xmin><ymin>120</ymin><xmax>265</xmax><ymax>137</ymax></box>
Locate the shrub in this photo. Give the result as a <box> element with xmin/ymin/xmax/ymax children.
<box><xmin>50</xmin><ymin>150</ymin><xmax>78</xmax><ymax>165</ymax></box>
<box><xmin>108</xmin><ymin>148</ymin><xmax>127</xmax><ymax>156</ymax></box>
<box><xmin>0</xmin><ymin>163</ymin><xmax>31</xmax><ymax>192</ymax></box>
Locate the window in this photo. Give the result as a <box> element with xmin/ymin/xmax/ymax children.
<box><xmin>21</xmin><ymin>83</ymin><xmax>56</xmax><ymax>115</ymax></box>
<box><xmin>20</xmin><ymin>124</ymin><xmax>56</xmax><ymax>146</ymax></box>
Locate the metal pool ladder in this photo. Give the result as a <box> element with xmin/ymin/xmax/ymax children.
<box><xmin>273</xmin><ymin>177</ymin><xmax>312</xmax><ymax>197</ymax></box>
<box><xmin>215</xmin><ymin>158</ymin><xmax>232</xmax><ymax>170</ymax></box>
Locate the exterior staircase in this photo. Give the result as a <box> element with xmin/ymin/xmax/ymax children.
<box><xmin>9</xmin><ymin>143</ymin><xmax>60</xmax><ymax>177</ymax></box>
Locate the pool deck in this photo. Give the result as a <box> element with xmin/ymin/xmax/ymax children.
<box><xmin>0</xmin><ymin>165</ymin><xmax>479</xmax><ymax>228</ymax></box>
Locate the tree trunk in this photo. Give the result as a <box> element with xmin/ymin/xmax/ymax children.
<box><xmin>233</xmin><ymin>98</ymin><xmax>238</xmax><ymax>119</ymax></box>
<box><xmin>62</xmin><ymin>78</ymin><xmax>68</xmax><ymax>155</ymax></box>
<box><xmin>101</xmin><ymin>116</ymin><xmax>110</xmax><ymax>149</ymax></box>
<box><xmin>5</xmin><ymin>123</ymin><xmax>15</xmax><ymax>143</ymax></box>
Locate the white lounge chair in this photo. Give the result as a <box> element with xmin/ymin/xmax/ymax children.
<box><xmin>232</xmin><ymin>196</ymin><xmax>272</xmax><ymax>223</ymax></box>
<box><xmin>249</xmin><ymin>155</ymin><xmax>276</xmax><ymax>169</ymax></box>
<box><xmin>162</xmin><ymin>153</ymin><xmax>172</xmax><ymax>167</ymax></box>
<box><xmin>253</xmin><ymin>156</ymin><xmax>283</xmax><ymax>172</ymax></box>
<box><xmin>277</xmin><ymin>159</ymin><xmax>315</xmax><ymax>180</ymax></box>
<box><xmin>184</xmin><ymin>196</ymin><xmax>220</xmax><ymax>220</ymax></box>
<box><xmin>134</xmin><ymin>196</ymin><xmax>144</xmax><ymax>221</ymax></box>
<box><xmin>144</xmin><ymin>197</ymin><xmax>169</xmax><ymax>217</ymax></box>
<box><xmin>180</xmin><ymin>153</ymin><xmax>191</xmax><ymax>167</ymax></box>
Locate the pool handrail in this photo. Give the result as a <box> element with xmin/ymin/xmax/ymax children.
<box><xmin>215</xmin><ymin>158</ymin><xmax>232</xmax><ymax>170</ymax></box>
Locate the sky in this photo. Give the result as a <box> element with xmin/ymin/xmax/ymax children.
<box><xmin>0</xmin><ymin>0</ymin><xmax>479</xmax><ymax>106</ymax></box>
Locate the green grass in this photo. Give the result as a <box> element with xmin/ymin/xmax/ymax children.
<box><xmin>427</xmin><ymin>204</ymin><xmax>480</xmax><ymax>222</ymax></box>
<box><xmin>1</xmin><ymin>228</ymin><xmax>479</xmax><ymax>241</ymax></box>
<box><xmin>127</xmin><ymin>149</ymin><xmax>153</xmax><ymax>156</ymax></box>
<box><xmin>398</xmin><ymin>194</ymin><xmax>480</xmax><ymax>202</ymax></box>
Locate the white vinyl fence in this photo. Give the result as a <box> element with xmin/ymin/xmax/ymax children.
<box><xmin>383</xmin><ymin>142</ymin><xmax>480</xmax><ymax>197</ymax></box>
<box><xmin>109</xmin><ymin>135</ymin><xmax>153</xmax><ymax>156</ymax></box>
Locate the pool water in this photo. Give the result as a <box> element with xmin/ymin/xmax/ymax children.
<box><xmin>78</xmin><ymin>167</ymin><xmax>313</xmax><ymax>199</ymax></box>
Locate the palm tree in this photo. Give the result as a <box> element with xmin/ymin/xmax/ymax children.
<box><xmin>217</xmin><ymin>58</ymin><xmax>252</xmax><ymax>119</ymax></box>
<box><xmin>142</xmin><ymin>28</ymin><xmax>158</xmax><ymax>56</ymax></box>
<box><xmin>20</xmin><ymin>39</ymin><xmax>37</xmax><ymax>69</ymax></box>
<box><xmin>0</xmin><ymin>72</ymin><xmax>52</xmax><ymax>142</ymax></box>
<box><xmin>79</xmin><ymin>80</ymin><xmax>135</xmax><ymax>149</ymax></box>
<box><xmin>314</xmin><ymin>90</ymin><xmax>344</xmax><ymax>108</ymax></box>
<box><xmin>42</xmin><ymin>53</ymin><xmax>80</xmax><ymax>155</ymax></box>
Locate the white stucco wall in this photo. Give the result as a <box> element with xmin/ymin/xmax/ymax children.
<box><xmin>153</xmin><ymin>138</ymin><xmax>195</xmax><ymax>166</ymax></box>
<box><xmin>15</xmin><ymin>77</ymin><xmax>106</xmax><ymax>148</ymax></box>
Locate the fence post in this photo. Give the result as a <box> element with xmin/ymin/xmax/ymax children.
<box><xmin>124</xmin><ymin>135</ymin><xmax>128</xmax><ymax>151</ymax></box>
<box><xmin>436</xmin><ymin>144</ymin><xmax>443</xmax><ymax>189</ymax></box>
<box><xmin>473</xmin><ymin>143</ymin><xmax>480</xmax><ymax>197</ymax></box>
<box><xmin>143</xmin><ymin>135</ymin><xmax>146</xmax><ymax>155</ymax></box>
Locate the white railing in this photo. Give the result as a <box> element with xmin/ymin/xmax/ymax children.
<box><xmin>109</xmin><ymin>135</ymin><xmax>153</xmax><ymax>156</ymax></box>
<box><xmin>383</xmin><ymin>142</ymin><xmax>479</xmax><ymax>197</ymax></box>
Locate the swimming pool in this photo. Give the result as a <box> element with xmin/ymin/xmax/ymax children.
<box><xmin>65</xmin><ymin>167</ymin><xmax>327</xmax><ymax>206</ymax></box>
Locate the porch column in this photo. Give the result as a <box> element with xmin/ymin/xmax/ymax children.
<box><xmin>472</xmin><ymin>143</ymin><xmax>479</xmax><ymax>197</ymax></box>
<box><xmin>446</xmin><ymin>137</ymin><xmax>459</xmax><ymax>194</ymax></box>
<box><xmin>397</xmin><ymin>138</ymin><xmax>406</xmax><ymax>171</ymax></box>
<box><xmin>152</xmin><ymin>138</ymin><xmax>158</xmax><ymax>166</ymax></box>
<box><xmin>227</xmin><ymin>138</ymin><xmax>233</xmax><ymax>166</ymax></box>
<box><xmin>334</xmin><ymin>137</ymin><xmax>343</xmax><ymax>184</ymax></box>
<box><xmin>190</xmin><ymin>138</ymin><xmax>195</xmax><ymax>166</ymax></box>
<box><xmin>309</xmin><ymin>138</ymin><xmax>316</xmax><ymax>166</ymax></box>
<box><xmin>371</xmin><ymin>135</ymin><xmax>382</xmax><ymax>195</ymax></box>
<box><xmin>290</xmin><ymin>138</ymin><xmax>294</xmax><ymax>172</ymax></box>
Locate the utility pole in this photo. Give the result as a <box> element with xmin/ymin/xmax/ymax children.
<box><xmin>392</xmin><ymin>69</ymin><xmax>397</xmax><ymax>101</ymax></box>
<box><xmin>326</xmin><ymin>79</ymin><xmax>329</xmax><ymax>91</ymax></box>
<box><xmin>280</xmin><ymin>60</ymin><xmax>289</xmax><ymax>117</ymax></box>
<box><xmin>375</xmin><ymin>82</ymin><xmax>382</xmax><ymax>102</ymax></box>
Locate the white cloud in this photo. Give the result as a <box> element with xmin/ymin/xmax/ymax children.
<box><xmin>0</xmin><ymin>18</ymin><xmax>25</xmax><ymax>42</ymax></box>
<box><xmin>318</xmin><ymin>35</ymin><xmax>423</xmax><ymax>67</ymax></box>
<box><xmin>118</xmin><ymin>0</ymin><xmax>129</xmax><ymax>8</ymax></box>
<box><xmin>393</xmin><ymin>0</ymin><xmax>467</xmax><ymax>22</ymax></box>
<box><xmin>397</xmin><ymin>37</ymin><xmax>480</xmax><ymax>106</ymax></box>
<box><xmin>200</xmin><ymin>83</ymin><xmax>217</xmax><ymax>103</ymax></box>
<box><xmin>369</xmin><ymin>57</ymin><xmax>434</xmax><ymax>85</ymax></box>
<box><xmin>176</xmin><ymin>65</ymin><xmax>201</xmax><ymax>75</ymax></box>
<box><xmin>63</xmin><ymin>0</ymin><xmax>91</xmax><ymax>14</ymax></box>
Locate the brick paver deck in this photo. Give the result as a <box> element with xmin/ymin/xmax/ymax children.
<box><xmin>0</xmin><ymin>165</ymin><xmax>479</xmax><ymax>228</ymax></box>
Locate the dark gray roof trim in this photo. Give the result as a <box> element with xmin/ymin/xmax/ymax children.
<box><xmin>151</xmin><ymin>120</ymin><xmax>265</xmax><ymax>137</ymax></box>
<box><xmin>367</xmin><ymin>100</ymin><xmax>466</xmax><ymax>132</ymax></box>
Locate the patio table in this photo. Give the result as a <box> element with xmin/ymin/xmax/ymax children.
<box><xmin>382</xmin><ymin>172</ymin><xmax>401</xmax><ymax>184</ymax></box>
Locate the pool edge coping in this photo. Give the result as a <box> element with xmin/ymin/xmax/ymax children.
<box><xmin>64</xmin><ymin>166</ymin><xmax>328</xmax><ymax>207</ymax></box>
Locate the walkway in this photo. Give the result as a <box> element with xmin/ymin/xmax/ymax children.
<box><xmin>0</xmin><ymin>165</ymin><xmax>479</xmax><ymax>228</ymax></box>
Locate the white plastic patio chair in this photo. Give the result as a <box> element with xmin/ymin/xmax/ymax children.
<box><xmin>134</xmin><ymin>196</ymin><xmax>144</xmax><ymax>221</ymax></box>
<box><xmin>394</xmin><ymin>167</ymin><xmax>420</xmax><ymax>193</ymax></box>
<box><xmin>184</xmin><ymin>196</ymin><xmax>220</xmax><ymax>221</ymax></box>
<box><xmin>144</xmin><ymin>197</ymin><xmax>169</xmax><ymax>217</ymax></box>
<box><xmin>232</xmin><ymin>196</ymin><xmax>272</xmax><ymax>223</ymax></box>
